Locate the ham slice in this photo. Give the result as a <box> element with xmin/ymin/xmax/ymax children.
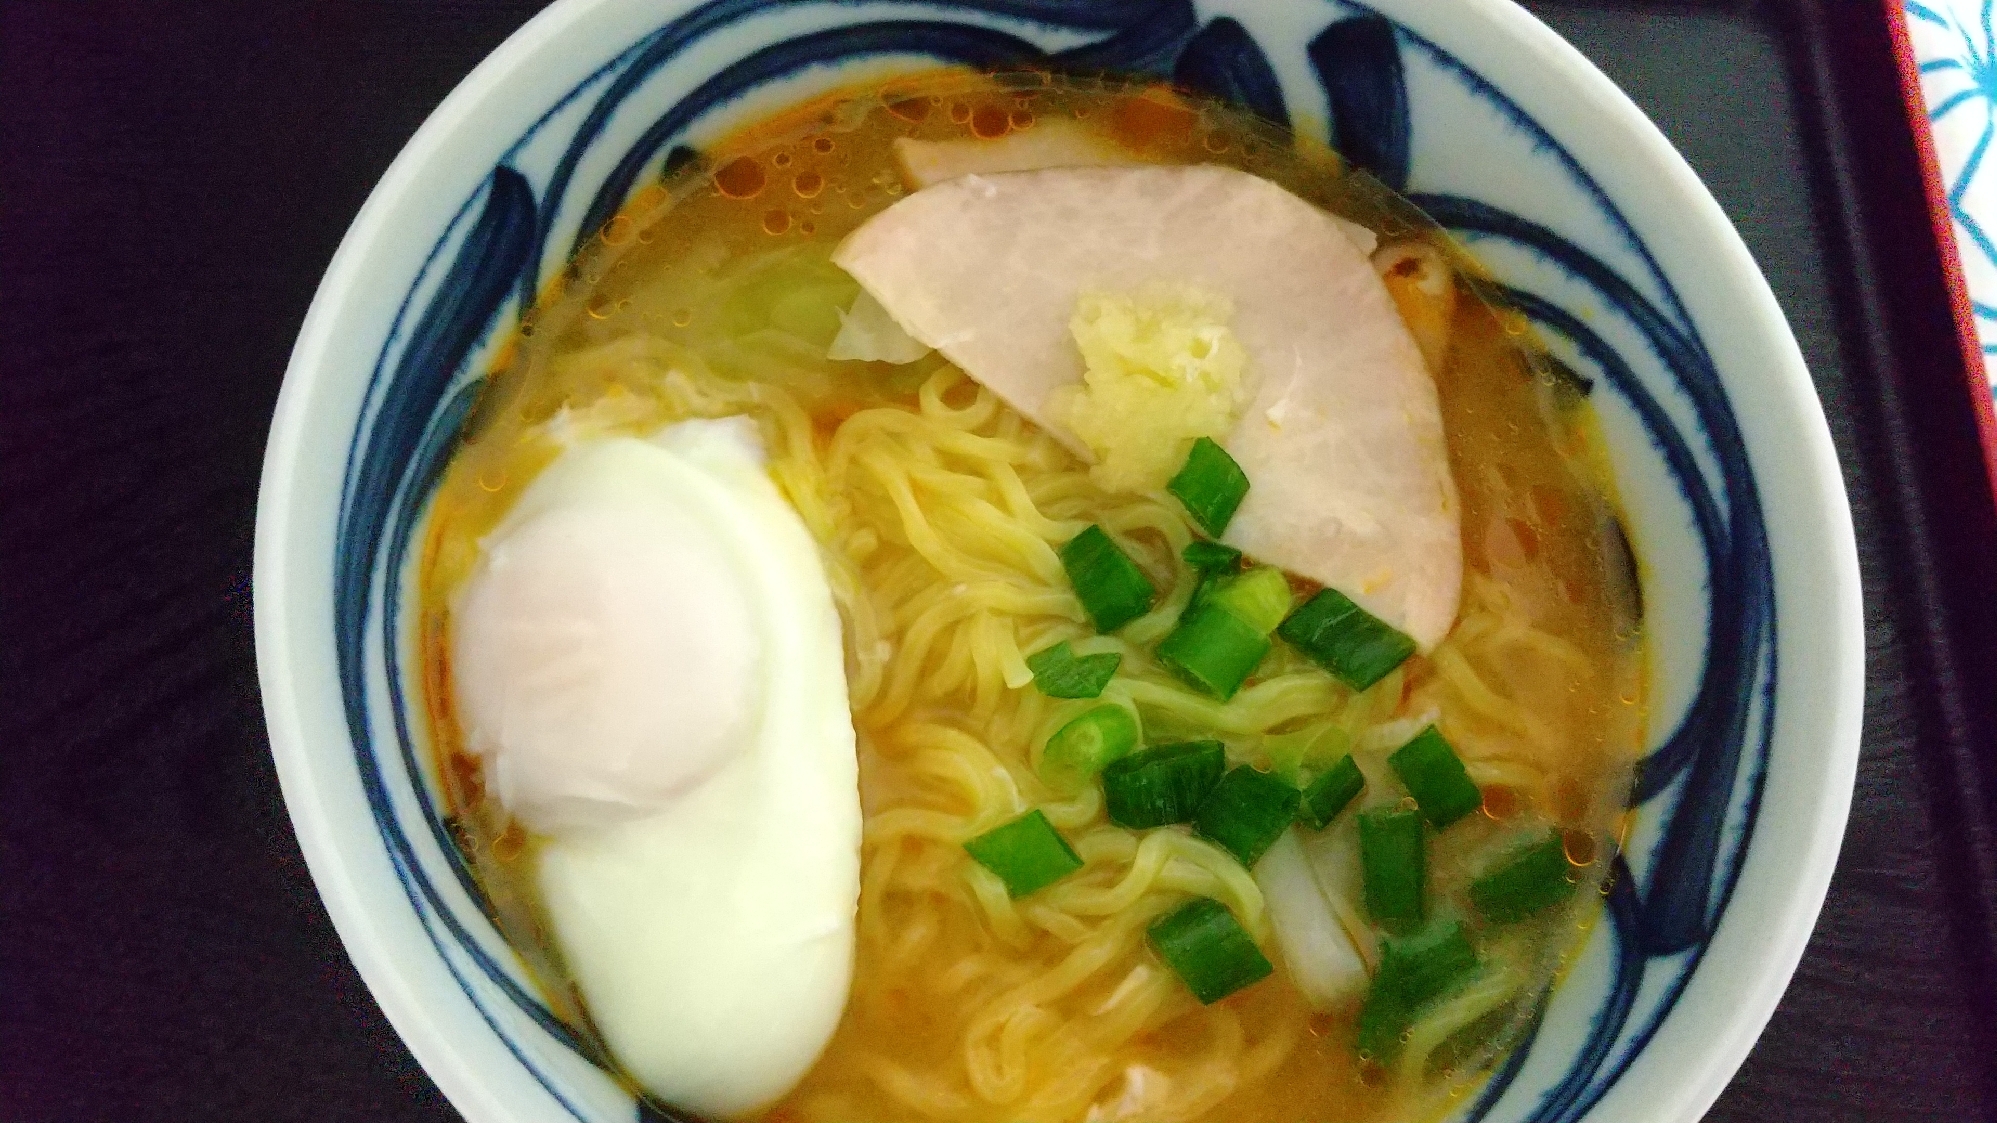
<box><xmin>893</xmin><ymin>120</ymin><xmax>1133</xmax><ymax>189</ymax></box>
<box><xmin>832</xmin><ymin>165</ymin><xmax>1461</xmax><ymax>650</ymax></box>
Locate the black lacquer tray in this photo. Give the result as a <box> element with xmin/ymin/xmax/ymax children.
<box><xmin>3</xmin><ymin>1</ymin><xmax>1995</xmax><ymax>1120</ymax></box>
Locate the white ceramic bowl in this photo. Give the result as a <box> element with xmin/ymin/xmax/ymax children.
<box><xmin>254</xmin><ymin>1</ymin><xmax>1864</xmax><ymax>1121</ymax></box>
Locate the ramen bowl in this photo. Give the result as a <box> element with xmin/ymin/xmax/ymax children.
<box><xmin>252</xmin><ymin>1</ymin><xmax>1863</xmax><ymax>1121</ymax></box>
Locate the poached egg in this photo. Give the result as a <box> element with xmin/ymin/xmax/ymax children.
<box><xmin>450</xmin><ymin>416</ymin><xmax>860</xmax><ymax>1117</ymax></box>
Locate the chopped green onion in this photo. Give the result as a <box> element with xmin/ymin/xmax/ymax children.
<box><xmin>1025</xmin><ymin>641</ymin><xmax>1122</xmax><ymax>699</ymax></box>
<box><xmin>1354</xmin><ymin>984</ymin><xmax>1408</xmax><ymax>1062</ymax></box>
<box><xmin>1356</xmin><ymin>919</ymin><xmax>1481</xmax><ymax>1059</ymax></box>
<box><xmin>1181</xmin><ymin>539</ymin><xmax>1243</xmax><ymax>575</ymax></box>
<box><xmin>1206</xmin><ymin>566</ymin><xmax>1293</xmax><ymax>636</ymax></box>
<box><xmin>1168</xmin><ymin>437</ymin><xmax>1251</xmax><ymax>537</ymax></box>
<box><xmin>1297</xmin><ymin>755</ymin><xmax>1366</xmax><ymax>830</ymax></box>
<box><xmin>1470</xmin><ymin>833</ymin><xmax>1579</xmax><ymax>923</ymax></box>
<box><xmin>1102</xmin><ymin>740</ymin><xmax>1226</xmax><ymax>829</ymax></box>
<box><xmin>1156</xmin><ymin>603</ymin><xmax>1271</xmax><ymax>700</ymax></box>
<box><xmin>1040</xmin><ymin>704</ymin><xmax>1139</xmax><ymax>795</ymax></box>
<box><xmin>1179</xmin><ymin>541</ymin><xmax>1244</xmax><ymax>624</ymax></box>
<box><xmin>1147</xmin><ymin>897</ymin><xmax>1273</xmax><ymax>1003</ymax></box>
<box><xmin>1181</xmin><ymin>569</ymin><xmax>1221</xmax><ymax>623</ymax></box>
<box><xmin>1276</xmin><ymin>588</ymin><xmax>1417</xmax><ymax>690</ymax></box>
<box><xmin>1194</xmin><ymin>766</ymin><xmax>1302</xmax><ymax>867</ymax></box>
<box><xmin>1388</xmin><ymin>726</ymin><xmax>1482</xmax><ymax>830</ymax></box>
<box><xmin>1382</xmin><ymin>919</ymin><xmax>1480</xmax><ymax>1006</ymax></box>
<box><xmin>963</xmin><ymin>810</ymin><xmax>1084</xmax><ymax>897</ymax></box>
<box><xmin>1359</xmin><ymin>807</ymin><xmax>1426</xmax><ymax>933</ymax></box>
<box><xmin>1425</xmin><ymin>1005</ymin><xmax>1520</xmax><ymax>1079</ymax></box>
<box><xmin>1060</xmin><ymin>525</ymin><xmax>1157</xmax><ymax>633</ymax></box>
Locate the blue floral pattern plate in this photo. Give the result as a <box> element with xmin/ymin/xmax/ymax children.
<box><xmin>1907</xmin><ymin>0</ymin><xmax>1997</xmax><ymax>373</ymax></box>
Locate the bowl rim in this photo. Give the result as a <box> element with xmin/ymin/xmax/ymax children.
<box><xmin>254</xmin><ymin>1</ymin><xmax>1864</xmax><ymax>1121</ymax></box>
<box><xmin>253</xmin><ymin>3</ymin><xmax>596</xmax><ymax>1118</ymax></box>
<box><xmin>1381</xmin><ymin>5</ymin><xmax>1861</xmax><ymax>1121</ymax></box>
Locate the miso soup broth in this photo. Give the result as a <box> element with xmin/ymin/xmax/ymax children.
<box><xmin>419</xmin><ymin>69</ymin><xmax>1645</xmax><ymax>1123</ymax></box>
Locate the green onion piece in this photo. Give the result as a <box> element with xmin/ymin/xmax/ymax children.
<box><xmin>1206</xmin><ymin>566</ymin><xmax>1293</xmax><ymax>636</ymax></box>
<box><xmin>1147</xmin><ymin>897</ymin><xmax>1273</xmax><ymax>1003</ymax></box>
<box><xmin>963</xmin><ymin>810</ymin><xmax>1084</xmax><ymax>898</ymax></box>
<box><xmin>1388</xmin><ymin>726</ymin><xmax>1483</xmax><ymax>830</ymax></box>
<box><xmin>1040</xmin><ymin>704</ymin><xmax>1140</xmax><ymax>795</ymax></box>
<box><xmin>1359</xmin><ymin>807</ymin><xmax>1426</xmax><ymax>932</ymax></box>
<box><xmin>1276</xmin><ymin>588</ymin><xmax>1417</xmax><ymax>690</ymax></box>
<box><xmin>1181</xmin><ymin>539</ymin><xmax>1244</xmax><ymax>575</ymax></box>
<box><xmin>1382</xmin><ymin>918</ymin><xmax>1480</xmax><ymax>1006</ymax></box>
<box><xmin>1102</xmin><ymin>740</ymin><xmax>1226</xmax><ymax>829</ymax></box>
<box><xmin>1470</xmin><ymin>833</ymin><xmax>1579</xmax><ymax>923</ymax></box>
<box><xmin>1025</xmin><ymin>641</ymin><xmax>1122</xmax><ymax>699</ymax></box>
<box><xmin>1181</xmin><ymin>569</ymin><xmax>1220</xmax><ymax>624</ymax></box>
<box><xmin>1356</xmin><ymin>919</ymin><xmax>1481</xmax><ymax>1059</ymax></box>
<box><xmin>1156</xmin><ymin>603</ymin><xmax>1271</xmax><ymax>700</ymax></box>
<box><xmin>1354</xmin><ymin>980</ymin><xmax>1411</xmax><ymax>1061</ymax></box>
<box><xmin>1168</xmin><ymin>437</ymin><xmax>1251</xmax><ymax>537</ymax></box>
<box><xmin>1060</xmin><ymin>525</ymin><xmax>1157</xmax><ymax>633</ymax></box>
<box><xmin>1179</xmin><ymin>541</ymin><xmax>1244</xmax><ymax>624</ymax></box>
<box><xmin>1297</xmin><ymin>755</ymin><xmax>1366</xmax><ymax>830</ymax></box>
<box><xmin>1194</xmin><ymin>766</ymin><xmax>1302</xmax><ymax>867</ymax></box>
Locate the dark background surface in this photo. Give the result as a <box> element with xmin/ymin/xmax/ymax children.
<box><xmin>4</xmin><ymin>1</ymin><xmax>1996</xmax><ymax>1120</ymax></box>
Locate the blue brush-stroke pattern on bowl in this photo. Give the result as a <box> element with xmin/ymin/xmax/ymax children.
<box><xmin>1908</xmin><ymin>0</ymin><xmax>1997</xmax><ymax>373</ymax></box>
<box><xmin>327</xmin><ymin>2</ymin><xmax>1777</xmax><ymax>1119</ymax></box>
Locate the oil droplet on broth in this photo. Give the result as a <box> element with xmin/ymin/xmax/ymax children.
<box><xmin>1562</xmin><ymin>828</ymin><xmax>1597</xmax><ymax>867</ymax></box>
<box><xmin>948</xmin><ymin>100</ymin><xmax>972</xmax><ymax>124</ymax></box>
<box><xmin>492</xmin><ymin>820</ymin><xmax>527</xmax><ymax>862</ymax></box>
<box><xmin>713</xmin><ymin>155</ymin><xmax>766</xmax><ymax>199</ymax></box>
<box><xmin>764</xmin><ymin>209</ymin><xmax>792</xmax><ymax>235</ymax></box>
<box><xmin>1480</xmin><ymin>786</ymin><xmax>1519</xmax><ymax>820</ymax></box>
<box><xmin>970</xmin><ymin>103</ymin><xmax>1011</xmax><ymax>138</ymax></box>
<box><xmin>794</xmin><ymin>170</ymin><xmax>824</xmax><ymax>199</ymax></box>
<box><xmin>885</xmin><ymin>97</ymin><xmax>930</xmax><ymax>123</ymax></box>
<box><xmin>772</xmin><ymin>151</ymin><xmax>793</xmax><ymax>168</ymax></box>
<box><xmin>599</xmin><ymin>214</ymin><xmax>637</xmax><ymax>246</ymax></box>
<box><xmin>1009</xmin><ymin>107</ymin><xmax>1035</xmax><ymax>130</ymax></box>
<box><xmin>478</xmin><ymin>469</ymin><xmax>507</xmax><ymax>492</ymax></box>
<box><xmin>813</xmin><ymin>136</ymin><xmax>836</xmax><ymax>154</ymax></box>
<box><xmin>671</xmin><ymin>308</ymin><xmax>692</xmax><ymax>327</ymax></box>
